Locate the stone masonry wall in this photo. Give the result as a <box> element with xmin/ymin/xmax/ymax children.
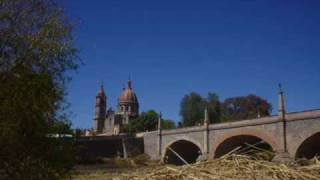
<box><xmin>76</xmin><ymin>135</ymin><xmax>144</xmax><ymax>162</ymax></box>
<box><xmin>144</xmin><ymin>109</ymin><xmax>320</xmax><ymax>161</ymax></box>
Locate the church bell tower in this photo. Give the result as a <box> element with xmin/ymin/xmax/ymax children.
<box><xmin>93</xmin><ymin>83</ymin><xmax>107</xmax><ymax>133</ymax></box>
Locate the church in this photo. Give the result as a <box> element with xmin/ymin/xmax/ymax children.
<box><xmin>93</xmin><ymin>80</ymin><xmax>139</xmax><ymax>135</ymax></box>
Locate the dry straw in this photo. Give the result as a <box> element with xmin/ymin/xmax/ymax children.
<box><xmin>118</xmin><ymin>155</ymin><xmax>320</xmax><ymax>180</ymax></box>
<box><xmin>118</xmin><ymin>145</ymin><xmax>320</xmax><ymax>180</ymax></box>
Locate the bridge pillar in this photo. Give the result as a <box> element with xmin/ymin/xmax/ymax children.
<box><xmin>200</xmin><ymin>107</ymin><xmax>209</xmax><ymax>161</ymax></box>
<box><xmin>273</xmin><ymin>151</ymin><xmax>292</xmax><ymax>163</ymax></box>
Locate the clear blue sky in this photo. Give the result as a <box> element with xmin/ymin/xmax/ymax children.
<box><xmin>59</xmin><ymin>0</ymin><xmax>320</xmax><ymax>129</ymax></box>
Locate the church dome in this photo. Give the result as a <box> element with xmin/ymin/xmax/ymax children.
<box><xmin>118</xmin><ymin>80</ymin><xmax>138</xmax><ymax>104</ymax></box>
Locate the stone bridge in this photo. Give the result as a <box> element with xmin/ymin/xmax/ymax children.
<box><xmin>144</xmin><ymin>91</ymin><xmax>320</xmax><ymax>164</ymax></box>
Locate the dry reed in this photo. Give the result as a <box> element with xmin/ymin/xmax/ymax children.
<box><xmin>118</xmin><ymin>144</ymin><xmax>320</xmax><ymax>180</ymax></box>
<box><xmin>118</xmin><ymin>154</ymin><xmax>320</xmax><ymax>180</ymax></box>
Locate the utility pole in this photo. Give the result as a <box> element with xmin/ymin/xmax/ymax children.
<box><xmin>278</xmin><ymin>84</ymin><xmax>287</xmax><ymax>153</ymax></box>
<box><xmin>273</xmin><ymin>84</ymin><xmax>291</xmax><ymax>163</ymax></box>
<box><xmin>157</xmin><ymin>112</ymin><xmax>162</xmax><ymax>158</ymax></box>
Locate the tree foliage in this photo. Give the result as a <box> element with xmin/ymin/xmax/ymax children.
<box><xmin>122</xmin><ymin>110</ymin><xmax>175</xmax><ymax>134</ymax></box>
<box><xmin>179</xmin><ymin>92</ymin><xmax>221</xmax><ymax>127</ymax></box>
<box><xmin>222</xmin><ymin>94</ymin><xmax>272</xmax><ymax>121</ymax></box>
<box><xmin>162</xmin><ymin>119</ymin><xmax>176</xmax><ymax>130</ymax></box>
<box><xmin>179</xmin><ymin>92</ymin><xmax>272</xmax><ymax>127</ymax></box>
<box><xmin>0</xmin><ymin>0</ymin><xmax>78</xmax><ymax>179</ymax></box>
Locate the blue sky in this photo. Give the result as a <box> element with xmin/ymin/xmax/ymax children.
<box><xmin>59</xmin><ymin>0</ymin><xmax>320</xmax><ymax>129</ymax></box>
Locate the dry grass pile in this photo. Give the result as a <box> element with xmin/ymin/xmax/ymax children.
<box><xmin>119</xmin><ymin>154</ymin><xmax>320</xmax><ymax>180</ymax></box>
<box><xmin>73</xmin><ymin>145</ymin><xmax>320</xmax><ymax>180</ymax></box>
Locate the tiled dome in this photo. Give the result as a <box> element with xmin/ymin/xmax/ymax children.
<box><xmin>118</xmin><ymin>80</ymin><xmax>138</xmax><ymax>104</ymax></box>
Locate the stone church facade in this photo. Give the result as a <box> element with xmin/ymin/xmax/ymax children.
<box><xmin>93</xmin><ymin>80</ymin><xmax>139</xmax><ymax>135</ymax></box>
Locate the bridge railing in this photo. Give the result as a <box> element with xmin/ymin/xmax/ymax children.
<box><xmin>286</xmin><ymin>109</ymin><xmax>320</xmax><ymax>121</ymax></box>
<box><xmin>157</xmin><ymin>109</ymin><xmax>320</xmax><ymax>135</ymax></box>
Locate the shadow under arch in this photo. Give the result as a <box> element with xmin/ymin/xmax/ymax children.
<box><xmin>214</xmin><ymin>135</ymin><xmax>274</xmax><ymax>159</ymax></box>
<box><xmin>163</xmin><ymin>140</ymin><xmax>202</xmax><ymax>165</ymax></box>
<box><xmin>295</xmin><ymin>132</ymin><xmax>320</xmax><ymax>159</ymax></box>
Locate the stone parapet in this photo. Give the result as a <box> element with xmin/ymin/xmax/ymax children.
<box><xmin>286</xmin><ymin>109</ymin><xmax>320</xmax><ymax>121</ymax></box>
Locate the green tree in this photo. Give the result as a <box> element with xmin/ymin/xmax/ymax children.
<box><xmin>122</xmin><ymin>110</ymin><xmax>158</xmax><ymax>134</ymax></box>
<box><xmin>122</xmin><ymin>110</ymin><xmax>175</xmax><ymax>134</ymax></box>
<box><xmin>179</xmin><ymin>92</ymin><xmax>221</xmax><ymax>127</ymax></box>
<box><xmin>179</xmin><ymin>92</ymin><xmax>204</xmax><ymax>127</ymax></box>
<box><xmin>162</xmin><ymin>119</ymin><xmax>176</xmax><ymax>130</ymax></box>
<box><xmin>207</xmin><ymin>92</ymin><xmax>222</xmax><ymax>123</ymax></box>
<box><xmin>49</xmin><ymin>119</ymin><xmax>73</xmax><ymax>136</ymax></box>
<box><xmin>222</xmin><ymin>94</ymin><xmax>272</xmax><ymax>121</ymax></box>
<box><xmin>0</xmin><ymin>0</ymin><xmax>78</xmax><ymax>179</ymax></box>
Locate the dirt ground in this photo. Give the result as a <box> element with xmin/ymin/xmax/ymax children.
<box><xmin>72</xmin><ymin>164</ymin><xmax>161</xmax><ymax>180</ymax></box>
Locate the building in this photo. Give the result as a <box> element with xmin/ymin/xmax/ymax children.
<box><xmin>93</xmin><ymin>80</ymin><xmax>139</xmax><ymax>135</ymax></box>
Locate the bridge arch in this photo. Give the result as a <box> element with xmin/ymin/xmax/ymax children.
<box><xmin>163</xmin><ymin>138</ymin><xmax>202</xmax><ymax>165</ymax></box>
<box><xmin>212</xmin><ymin>129</ymin><xmax>279</xmax><ymax>159</ymax></box>
<box><xmin>295</xmin><ymin>131</ymin><xmax>320</xmax><ymax>159</ymax></box>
